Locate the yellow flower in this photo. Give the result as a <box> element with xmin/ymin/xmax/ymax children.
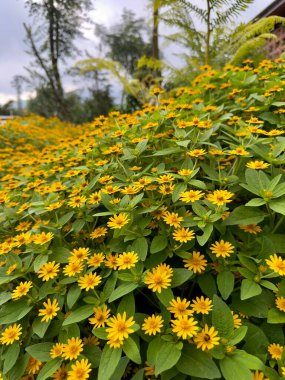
<box><xmin>276</xmin><ymin>296</ymin><xmax>285</xmax><ymax>312</ymax></box>
<box><xmin>68</xmin><ymin>195</ymin><xmax>87</xmax><ymax>208</ymax></box>
<box><xmin>70</xmin><ymin>247</ymin><xmax>90</xmax><ymax>262</ymax></box>
<box><xmin>38</xmin><ymin>298</ymin><xmax>60</xmax><ymax>322</ymax></box>
<box><xmin>268</xmin><ymin>343</ymin><xmax>283</xmax><ymax>359</ymax></box>
<box><xmin>144</xmin><ymin>264</ymin><xmax>173</xmax><ymax>293</ymax></box>
<box><xmin>266</xmin><ymin>254</ymin><xmax>285</xmax><ymax>276</ymax></box>
<box><xmin>239</xmin><ymin>224</ymin><xmax>262</xmax><ymax>234</ymax></box>
<box><xmin>206</xmin><ymin>190</ymin><xmax>234</xmax><ymax>206</ymax></box>
<box><xmin>229</xmin><ymin>146</ymin><xmax>249</xmax><ymax>156</ymax></box>
<box><xmin>78</xmin><ymin>272</ymin><xmax>102</xmax><ymax>291</ymax></box>
<box><xmin>231</xmin><ymin>311</ymin><xmax>242</xmax><ymax>328</ymax></box>
<box><xmin>52</xmin><ymin>364</ymin><xmax>68</xmax><ymax>380</ymax></box>
<box><xmin>50</xmin><ymin>343</ymin><xmax>64</xmax><ymax>359</ymax></box>
<box><xmin>0</xmin><ymin>324</ymin><xmax>22</xmax><ymax>345</ymax></box>
<box><xmin>246</xmin><ymin>160</ymin><xmax>270</xmax><ymax>169</ymax></box>
<box><xmin>157</xmin><ymin>174</ymin><xmax>175</xmax><ymax>183</ymax></box>
<box><xmin>162</xmin><ymin>211</ymin><xmax>183</xmax><ymax>228</ymax></box>
<box><xmin>106</xmin><ymin>312</ymin><xmax>135</xmax><ymax>345</ymax></box>
<box><xmin>252</xmin><ymin>370</ymin><xmax>269</xmax><ymax>380</ymax></box>
<box><xmin>191</xmin><ymin>296</ymin><xmax>213</xmax><ymax>314</ymax></box>
<box><xmin>107</xmin><ymin>213</ymin><xmax>130</xmax><ymax>229</ymax></box>
<box><xmin>179</xmin><ymin>190</ymin><xmax>204</xmax><ymax>203</ymax></box>
<box><xmin>142</xmin><ymin>315</ymin><xmax>164</xmax><ymax>335</ymax></box>
<box><xmin>37</xmin><ymin>261</ymin><xmax>60</xmax><ymax>281</ymax></box>
<box><xmin>90</xmin><ymin>227</ymin><xmax>108</xmax><ymax>239</ymax></box>
<box><xmin>63</xmin><ymin>261</ymin><xmax>84</xmax><ymax>277</ymax></box>
<box><xmin>116</xmin><ymin>251</ymin><xmax>139</xmax><ymax>270</ymax></box>
<box><xmin>178</xmin><ymin>169</ymin><xmax>193</xmax><ymax>176</ymax></box>
<box><xmin>88</xmin><ymin>253</ymin><xmax>105</xmax><ymax>268</ymax></box>
<box><xmin>104</xmin><ymin>254</ymin><xmax>118</xmax><ymax>270</ymax></box>
<box><xmin>183</xmin><ymin>251</ymin><xmax>207</xmax><ymax>273</ymax></box>
<box><xmin>173</xmin><ymin>227</ymin><xmax>195</xmax><ymax>243</ymax></box>
<box><xmin>171</xmin><ymin>316</ymin><xmax>198</xmax><ymax>339</ymax></box>
<box><xmin>159</xmin><ymin>183</ymin><xmax>175</xmax><ymax>195</ymax></box>
<box><xmin>187</xmin><ymin>148</ymin><xmax>206</xmax><ymax>157</ymax></box>
<box><xmin>88</xmin><ymin>191</ymin><xmax>101</xmax><ymax>204</ymax></box>
<box><xmin>67</xmin><ymin>359</ymin><xmax>91</xmax><ymax>380</ymax></box>
<box><xmin>62</xmin><ymin>337</ymin><xmax>83</xmax><ymax>360</ymax></box>
<box><xmin>194</xmin><ymin>324</ymin><xmax>220</xmax><ymax>350</ymax></box>
<box><xmin>210</xmin><ymin>240</ymin><xmax>234</xmax><ymax>258</ymax></box>
<box><xmin>11</xmin><ymin>281</ymin><xmax>32</xmax><ymax>300</ymax></box>
<box><xmin>168</xmin><ymin>297</ymin><xmax>192</xmax><ymax>317</ymax></box>
<box><xmin>27</xmin><ymin>357</ymin><xmax>43</xmax><ymax>374</ymax></box>
<box><xmin>89</xmin><ymin>305</ymin><xmax>111</xmax><ymax>328</ymax></box>
<box><xmin>33</xmin><ymin>232</ymin><xmax>54</xmax><ymax>245</ymax></box>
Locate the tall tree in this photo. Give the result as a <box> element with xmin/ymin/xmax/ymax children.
<box><xmin>23</xmin><ymin>0</ymin><xmax>92</xmax><ymax>119</ymax></box>
<box><xmin>160</xmin><ymin>0</ymin><xmax>255</xmax><ymax>66</ymax></box>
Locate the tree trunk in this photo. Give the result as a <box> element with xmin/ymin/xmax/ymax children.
<box><xmin>48</xmin><ymin>0</ymin><xmax>69</xmax><ymax>119</ymax></box>
<box><xmin>152</xmin><ymin>0</ymin><xmax>162</xmax><ymax>81</ymax></box>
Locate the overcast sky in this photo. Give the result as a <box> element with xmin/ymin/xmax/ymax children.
<box><xmin>0</xmin><ymin>0</ymin><xmax>274</xmax><ymax>104</ymax></box>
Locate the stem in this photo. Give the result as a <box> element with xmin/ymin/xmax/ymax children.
<box><xmin>205</xmin><ymin>0</ymin><xmax>211</xmax><ymax>65</ymax></box>
<box><xmin>272</xmin><ymin>215</ymin><xmax>285</xmax><ymax>234</ymax></box>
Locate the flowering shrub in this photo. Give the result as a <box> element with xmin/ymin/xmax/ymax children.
<box><xmin>0</xmin><ymin>59</ymin><xmax>285</xmax><ymax>380</ymax></box>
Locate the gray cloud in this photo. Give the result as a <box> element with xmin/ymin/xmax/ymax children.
<box><xmin>0</xmin><ymin>0</ymin><xmax>275</xmax><ymax>103</ymax></box>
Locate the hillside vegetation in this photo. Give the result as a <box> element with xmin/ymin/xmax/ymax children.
<box><xmin>0</xmin><ymin>60</ymin><xmax>285</xmax><ymax>380</ymax></box>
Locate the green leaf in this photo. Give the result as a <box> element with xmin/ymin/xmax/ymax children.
<box><xmin>156</xmin><ymin>287</ymin><xmax>174</xmax><ymax>307</ymax></box>
<box><xmin>176</xmin><ymin>345</ymin><xmax>221</xmax><ymax>379</ymax></box>
<box><xmin>132</xmin><ymin>237</ymin><xmax>148</xmax><ymax>261</ymax></box>
<box><xmin>172</xmin><ymin>183</ymin><xmax>187</xmax><ymax>202</ymax></box>
<box><xmin>0</xmin><ymin>292</ymin><xmax>11</xmax><ymax>306</ymax></box>
<box><xmin>117</xmin><ymin>293</ymin><xmax>135</xmax><ymax>316</ymax></box>
<box><xmin>123</xmin><ymin>336</ymin><xmax>141</xmax><ymax>364</ymax></box>
<box><xmin>98</xmin><ymin>345</ymin><xmax>122</xmax><ymax>380</ymax></box>
<box><xmin>0</xmin><ymin>300</ymin><xmax>33</xmax><ymax>324</ymax></box>
<box><xmin>3</xmin><ymin>344</ymin><xmax>20</xmax><ymax>374</ymax></box>
<box><xmin>83</xmin><ymin>345</ymin><xmax>102</xmax><ymax>368</ymax></box>
<box><xmin>228</xmin><ymin>326</ymin><xmax>248</xmax><ymax>346</ymax></box>
<box><xmin>217</xmin><ymin>271</ymin><xmax>234</xmax><ymax>300</ymax></box>
<box><xmin>172</xmin><ymin>268</ymin><xmax>193</xmax><ymax>287</ymax></box>
<box><xmin>245</xmin><ymin>198</ymin><xmax>266</xmax><ymax>207</ymax></box>
<box><xmin>197</xmin><ymin>273</ymin><xmax>217</xmax><ymax>298</ymax></box>
<box><xmin>58</xmin><ymin>211</ymin><xmax>74</xmax><ymax>226</ymax></box>
<box><xmin>232</xmin><ymin>350</ymin><xmax>264</xmax><ymax>370</ymax></box>
<box><xmin>267</xmin><ymin>308</ymin><xmax>285</xmax><ymax>324</ymax></box>
<box><xmin>67</xmin><ymin>284</ymin><xmax>81</xmax><ymax>309</ymax></box>
<box><xmin>32</xmin><ymin>317</ymin><xmax>50</xmax><ymax>338</ymax></box>
<box><xmin>92</xmin><ymin>327</ymin><xmax>108</xmax><ymax>340</ymax></box>
<box><xmin>9</xmin><ymin>353</ymin><xmax>29</xmax><ymax>380</ymax></box>
<box><xmin>269</xmin><ymin>199</ymin><xmax>285</xmax><ymax>215</ymax></box>
<box><xmin>109</xmin><ymin>283</ymin><xmax>138</xmax><ymax>302</ymax></box>
<box><xmin>26</xmin><ymin>342</ymin><xmax>54</xmax><ymax>362</ymax></box>
<box><xmin>62</xmin><ymin>305</ymin><xmax>94</xmax><ymax>326</ymax></box>
<box><xmin>72</xmin><ymin>219</ymin><xmax>85</xmax><ymax>233</ymax></box>
<box><xmin>240</xmin><ymin>279</ymin><xmax>262</xmax><ymax>300</ymax></box>
<box><xmin>37</xmin><ymin>358</ymin><xmax>62</xmax><ymax>380</ymax></box>
<box><xmin>50</xmin><ymin>247</ymin><xmax>70</xmax><ymax>264</ymax></box>
<box><xmin>220</xmin><ymin>356</ymin><xmax>252</xmax><ymax>380</ymax></box>
<box><xmin>130</xmin><ymin>369</ymin><xmax>144</xmax><ymax>380</ymax></box>
<box><xmin>150</xmin><ymin>235</ymin><xmax>168</xmax><ymax>253</ymax></box>
<box><xmin>110</xmin><ymin>357</ymin><xmax>129</xmax><ymax>380</ymax></box>
<box><xmin>232</xmin><ymin>290</ymin><xmax>273</xmax><ymax>318</ymax></box>
<box><xmin>154</xmin><ymin>341</ymin><xmax>182</xmax><ymax>375</ymax></box>
<box><xmin>212</xmin><ymin>295</ymin><xmax>234</xmax><ymax>338</ymax></box>
<box><xmin>223</xmin><ymin>206</ymin><xmax>266</xmax><ymax>226</ymax></box>
<box><xmin>152</xmin><ymin>147</ymin><xmax>182</xmax><ymax>156</ymax></box>
<box><xmin>197</xmin><ymin>224</ymin><xmax>213</xmax><ymax>246</ymax></box>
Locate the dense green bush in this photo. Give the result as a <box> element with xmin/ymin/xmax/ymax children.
<box><xmin>0</xmin><ymin>59</ymin><xmax>285</xmax><ymax>380</ymax></box>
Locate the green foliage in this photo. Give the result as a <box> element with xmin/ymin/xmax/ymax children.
<box><xmin>1</xmin><ymin>61</ymin><xmax>285</xmax><ymax>379</ymax></box>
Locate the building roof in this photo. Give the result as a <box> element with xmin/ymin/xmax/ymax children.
<box><xmin>255</xmin><ymin>0</ymin><xmax>285</xmax><ymax>19</ymax></box>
